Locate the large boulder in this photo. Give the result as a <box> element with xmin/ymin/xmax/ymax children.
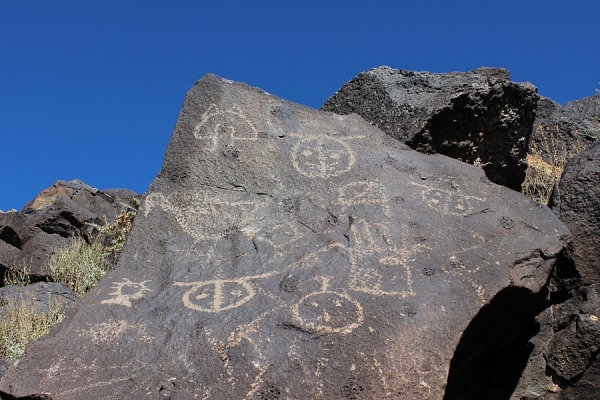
<box><xmin>531</xmin><ymin>94</ymin><xmax>599</xmax><ymax>163</ymax></box>
<box><xmin>0</xmin><ymin>75</ymin><xmax>568</xmax><ymax>399</ymax></box>
<box><xmin>550</xmin><ymin>142</ymin><xmax>600</xmax><ymax>285</ymax></box>
<box><xmin>0</xmin><ymin>180</ymin><xmax>137</xmax><ymax>280</ymax></box>
<box><xmin>322</xmin><ymin>66</ymin><xmax>539</xmax><ymax>191</ymax></box>
<box><xmin>511</xmin><ymin>143</ymin><xmax>600</xmax><ymax>399</ymax></box>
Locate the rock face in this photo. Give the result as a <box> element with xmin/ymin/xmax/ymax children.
<box><xmin>550</xmin><ymin>143</ymin><xmax>600</xmax><ymax>286</ymax></box>
<box><xmin>0</xmin><ymin>180</ymin><xmax>137</xmax><ymax>280</ymax></box>
<box><xmin>548</xmin><ymin>143</ymin><xmax>600</xmax><ymax>399</ymax></box>
<box><xmin>511</xmin><ymin>143</ymin><xmax>600</xmax><ymax>400</ymax></box>
<box><xmin>531</xmin><ymin>94</ymin><xmax>599</xmax><ymax>162</ymax></box>
<box><xmin>322</xmin><ymin>66</ymin><xmax>539</xmax><ymax>191</ymax></box>
<box><xmin>0</xmin><ymin>75</ymin><xmax>568</xmax><ymax>399</ymax></box>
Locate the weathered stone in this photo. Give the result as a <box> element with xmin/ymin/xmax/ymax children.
<box><xmin>512</xmin><ymin>143</ymin><xmax>600</xmax><ymax>399</ymax></box>
<box><xmin>0</xmin><ymin>180</ymin><xmax>137</xmax><ymax>280</ymax></box>
<box><xmin>531</xmin><ymin>94</ymin><xmax>599</xmax><ymax>163</ymax></box>
<box><xmin>322</xmin><ymin>66</ymin><xmax>539</xmax><ymax>191</ymax></box>
<box><xmin>0</xmin><ymin>75</ymin><xmax>568</xmax><ymax>399</ymax></box>
<box><xmin>550</xmin><ymin>143</ymin><xmax>600</xmax><ymax>285</ymax></box>
<box><xmin>0</xmin><ymin>282</ymin><xmax>76</xmax><ymax>315</ymax></box>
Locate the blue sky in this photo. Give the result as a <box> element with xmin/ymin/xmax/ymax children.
<box><xmin>1</xmin><ymin>1</ymin><xmax>598</xmax><ymax>211</ymax></box>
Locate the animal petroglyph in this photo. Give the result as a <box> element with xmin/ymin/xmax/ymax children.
<box><xmin>290</xmin><ymin>133</ymin><xmax>364</xmax><ymax>178</ymax></box>
<box><xmin>144</xmin><ymin>191</ymin><xmax>259</xmax><ymax>242</ymax></box>
<box><xmin>292</xmin><ymin>276</ymin><xmax>364</xmax><ymax>335</ymax></box>
<box><xmin>193</xmin><ymin>104</ymin><xmax>258</xmax><ymax>152</ymax></box>
<box><xmin>173</xmin><ymin>272</ymin><xmax>277</xmax><ymax>313</ymax></box>
<box><xmin>101</xmin><ymin>278</ymin><xmax>152</xmax><ymax>308</ymax></box>
<box><xmin>410</xmin><ymin>182</ymin><xmax>485</xmax><ymax>216</ymax></box>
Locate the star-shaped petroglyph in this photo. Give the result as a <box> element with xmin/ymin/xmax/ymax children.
<box><xmin>101</xmin><ymin>278</ymin><xmax>152</xmax><ymax>308</ymax></box>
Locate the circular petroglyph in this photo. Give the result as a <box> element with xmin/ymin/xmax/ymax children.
<box><xmin>180</xmin><ymin>281</ymin><xmax>255</xmax><ymax>313</ymax></box>
<box><xmin>292</xmin><ymin>278</ymin><xmax>364</xmax><ymax>335</ymax></box>
<box><xmin>291</xmin><ymin>136</ymin><xmax>356</xmax><ymax>178</ymax></box>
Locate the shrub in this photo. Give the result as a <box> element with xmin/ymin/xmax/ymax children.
<box><xmin>0</xmin><ymin>296</ymin><xmax>65</xmax><ymax>360</ymax></box>
<box><xmin>47</xmin><ymin>238</ymin><xmax>109</xmax><ymax>296</ymax></box>
<box><xmin>46</xmin><ymin>198</ymin><xmax>140</xmax><ymax>296</ymax></box>
<box><xmin>522</xmin><ymin>127</ymin><xmax>589</xmax><ymax>204</ymax></box>
<box><xmin>3</xmin><ymin>261</ymin><xmax>32</xmax><ymax>287</ymax></box>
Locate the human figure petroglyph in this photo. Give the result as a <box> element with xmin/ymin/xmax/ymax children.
<box><xmin>290</xmin><ymin>133</ymin><xmax>364</xmax><ymax>178</ymax></box>
<box><xmin>193</xmin><ymin>104</ymin><xmax>259</xmax><ymax>152</ymax></box>
<box><xmin>410</xmin><ymin>182</ymin><xmax>485</xmax><ymax>216</ymax></box>
<box><xmin>348</xmin><ymin>220</ymin><xmax>416</xmax><ymax>298</ymax></box>
<box><xmin>101</xmin><ymin>278</ymin><xmax>152</xmax><ymax>308</ymax></box>
<box><xmin>292</xmin><ymin>276</ymin><xmax>364</xmax><ymax>335</ymax></box>
<box><xmin>173</xmin><ymin>272</ymin><xmax>277</xmax><ymax>313</ymax></box>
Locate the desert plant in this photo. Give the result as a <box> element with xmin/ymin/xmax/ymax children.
<box><xmin>87</xmin><ymin>197</ymin><xmax>140</xmax><ymax>264</ymax></box>
<box><xmin>0</xmin><ymin>296</ymin><xmax>65</xmax><ymax>359</ymax></box>
<box><xmin>46</xmin><ymin>238</ymin><xmax>110</xmax><ymax>296</ymax></box>
<box><xmin>3</xmin><ymin>261</ymin><xmax>32</xmax><ymax>287</ymax></box>
<box><xmin>523</xmin><ymin>127</ymin><xmax>589</xmax><ymax>204</ymax></box>
<box><xmin>46</xmin><ymin>198</ymin><xmax>140</xmax><ymax>295</ymax></box>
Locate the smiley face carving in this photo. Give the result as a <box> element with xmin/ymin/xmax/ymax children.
<box><xmin>291</xmin><ymin>135</ymin><xmax>361</xmax><ymax>178</ymax></box>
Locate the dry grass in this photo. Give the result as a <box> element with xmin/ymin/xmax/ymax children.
<box><xmin>0</xmin><ymin>296</ymin><xmax>65</xmax><ymax>360</ymax></box>
<box><xmin>3</xmin><ymin>261</ymin><xmax>32</xmax><ymax>287</ymax></box>
<box><xmin>522</xmin><ymin>127</ymin><xmax>589</xmax><ymax>204</ymax></box>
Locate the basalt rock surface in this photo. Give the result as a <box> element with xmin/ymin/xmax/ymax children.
<box><xmin>531</xmin><ymin>94</ymin><xmax>599</xmax><ymax>162</ymax></box>
<box><xmin>0</xmin><ymin>75</ymin><xmax>569</xmax><ymax>399</ymax></box>
<box><xmin>511</xmin><ymin>143</ymin><xmax>600</xmax><ymax>399</ymax></box>
<box><xmin>0</xmin><ymin>180</ymin><xmax>137</xmax><ymax>281</ymax></box>
<box><xmin>322</xmin><ymin>66</ymin><xmax>539</xmax><ymax>191</ymax></box>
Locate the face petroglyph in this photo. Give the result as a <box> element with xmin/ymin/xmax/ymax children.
<box><xmin>410</xmin><ymin>181</ymin><xmax>486</xmax><ymax>216</ymax></box>
<box><xmin>292</xmin><ymin>276</ymin><xmax>364</xmax><ymax>335</ymax></box>
<box><xmin>173</xmin><ymin>272</ymin><xmax>277</xmax><ymax>313</ymax></box>
<box><xmin>290</xmin><ymin>134</ymin><xmax>364</xmax><ymax>178</ymax></box>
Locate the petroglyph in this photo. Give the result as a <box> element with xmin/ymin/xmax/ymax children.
<box><xmin>193</xmin><ymin>104</ymin><xmax>258</xmax><ymax>152</ymax></box>
<box><xmin>348</xmin><ymin>220</ymin><xmax>416</xmax><ymax>298</ymax></box>
<box><xmin>443</xmin><ymin>255</ymin><xmax>486</xmax><ymax>301</ymax></box>
<box><xmin>101</xmin><ymin>278</ymin><xmax>152</xmax><ymax>307</ymax></box>
<box><xmin>254</xmin><ymin>222</ymin><xmax>306</xmax><ymax>250</ymax></box>
<box><xmin>173</xmin><ymin>272</ymin><xmax>277</xmax><ymax>313</ymax></box>
<box><xmin>290</xmin><ymin>133</ymin><xmax>364</xmax><ymax>178</ymax></box>
<box><xmin>78</xmin><ymin>320</ymin><xmax>154</xmax><ymax>344</ymax></box>
<box><xmin>410</xmin><ymin>182</ymin><xmax>485</xmax><ymax>216</ymax></box>
<box><xmin>337</xmin><ymin>180</ymin><xmax>391</xmax><ymax>217</ymax></box>
<box><xmin>292</xmin><ymin>276</ymin><xmax>364</xmax><ymax>335</ymax></box>
<box><xmin>144</xmin><ymin>190</ymin><xmax>259</xmax><ymax>242</ymax></box>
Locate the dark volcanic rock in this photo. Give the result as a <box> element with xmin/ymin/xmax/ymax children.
<box><xmin>512</xmin><ymin>143</ymin><xmax>600</xmax><ymax>399</ymax></box>
<box><xmin>0</xmin><ymin>282</ymin><xmax>76</xmax><ymax>315</ymax></box>
<box><xmin>531</xmin><ymin>94</ymin><xmax>599</xmax><ymax>162</ymax></box>
<box><xmin>0</xmin><ymin>75</ymin><xmax>568</xmax><ymax>399</ymax></box>
<box><xmin>550</xmin><ymin>143</ymin><xmax>600</xmax><ymax>285</ymax></box>
<box><xmin>322</xmin><ymin>66</ymin><xmax>539</xmax><ymax>191</ymax></box>
<box><xmin>0</xmin><ymin>180</ymin><xmax>137</xmax><ymax>280</ymax></box>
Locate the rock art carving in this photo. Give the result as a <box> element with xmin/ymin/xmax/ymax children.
<box><xmin>193</xmin><ymin>104</ymin><xmax>258</xmax><ymax>152</ymax></box>
<box><xmin>101</xmin><ymin>278</ymin><xmax>152</xmax><ymax>308</ymax></box>
<box><xmin>348</xmin><ymin>220</ymin><xmax>416</xmax><ymax>298</ymax></box>
<box><xmin>144</xmin><ymin>191</ymin><xmax>258</xmax><ymax>242</ymax></box>
<box><xmin>292</xmin><ymin>276</ymin><xmax>364</xmax><ymax>335</ymax></box>
<box><xmin>173</xmin><ymin>272</ymin><xmax>277</xmax><ymax>313</ymax></box>
<box><xmin>410</xmin><ymin>181</ymin><xmax>485</xmax><ymax>216</ymax></box>
<box><xmin>290</xmin><ymin>133</ymin><xmax>364</xmax><ymax>178</ymax></box>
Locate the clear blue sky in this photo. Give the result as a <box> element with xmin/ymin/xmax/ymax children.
<box><xmin>1</xmin><ymin>1</ymin><xmax>598</xmax><ymax>211</ymax></box>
